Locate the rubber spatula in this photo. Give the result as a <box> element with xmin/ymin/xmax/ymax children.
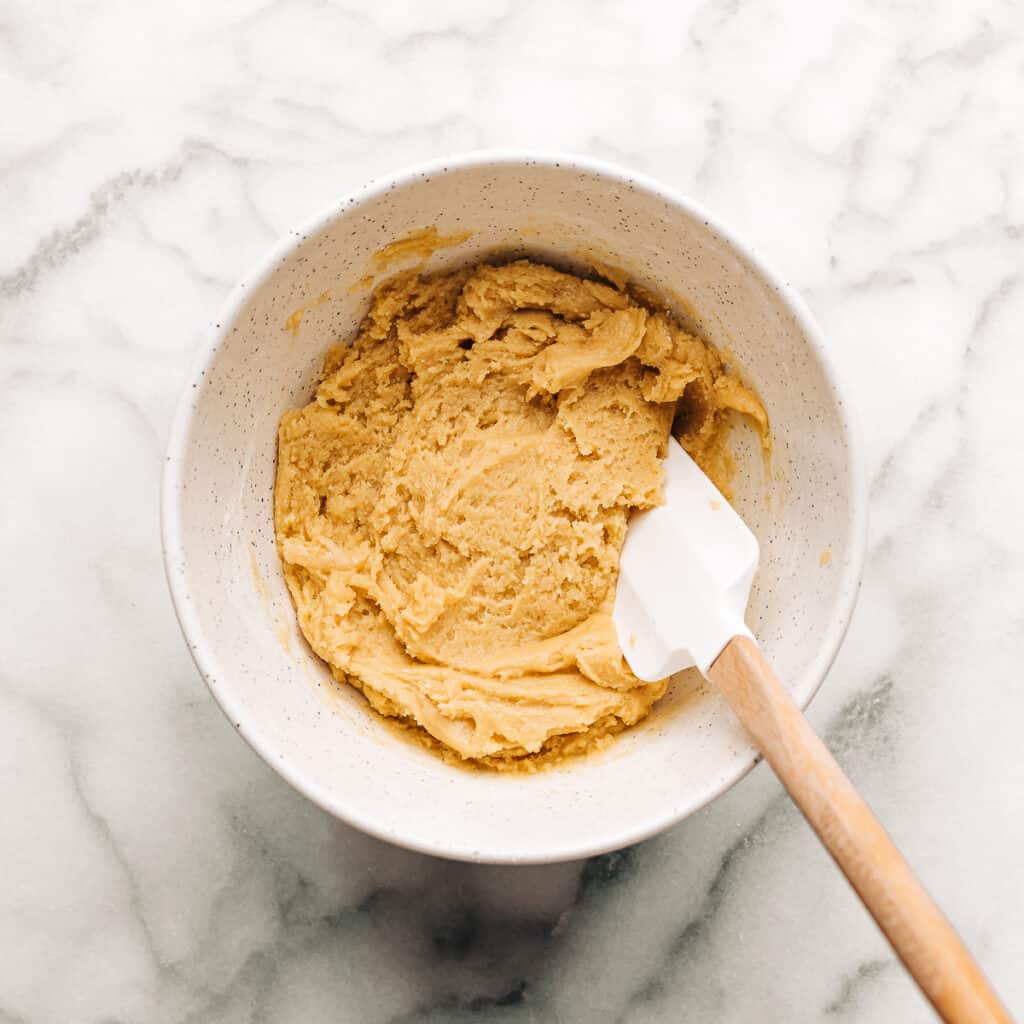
<box><xmin>612</xmin><ymin>436</ymin><xmax>1011</xmax><ymax>1024</ymax></box>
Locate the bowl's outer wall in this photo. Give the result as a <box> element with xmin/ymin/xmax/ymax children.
<box><xmin>163</xmin><ymin>155</ymin><xmax>864</xmax><ymax>862</ymax></box>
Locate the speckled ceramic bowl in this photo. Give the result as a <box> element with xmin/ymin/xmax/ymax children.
<box><xmin>162</xmin><ymin>152</ymin><xmax>866</xmax><ymax>863</ymax></box>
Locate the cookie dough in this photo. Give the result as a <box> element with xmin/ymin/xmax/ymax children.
<box><xmin>275</xmin><ymin>260</ymin><xmax>768</xmax><ymax>766</ymax></box>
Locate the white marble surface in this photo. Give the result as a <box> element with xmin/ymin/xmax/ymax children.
<box><xmin>2</xmin><ymin>0</ymin><xmax>1023</xmax><ymax>1020</ymax></box>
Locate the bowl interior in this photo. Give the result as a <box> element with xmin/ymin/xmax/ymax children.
<box><xmin>164</xmin><ymin>156</ymin><xmax>862</xmax><ymax>862</ymax></box>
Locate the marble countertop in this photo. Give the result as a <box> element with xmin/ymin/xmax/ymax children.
<box><xmin>3</xmin><ymin>1</ymin><xmax>1023</xmax><ymax>1020</ymax></box>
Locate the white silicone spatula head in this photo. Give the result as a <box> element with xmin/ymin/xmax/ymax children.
<box><xmin>612</xmin><ymin>436</ymin><xmax>759</xmax><ymax>680</ymax></box>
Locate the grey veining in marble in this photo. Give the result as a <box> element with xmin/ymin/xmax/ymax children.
<box><xmin>1</xmin><ymin>1</ymin><xmax>1022</xmax><ymax>1021</ymax></box>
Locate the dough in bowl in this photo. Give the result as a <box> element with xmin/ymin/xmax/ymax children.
<box><xmin>274</xmin><ymin>259</ymin><xmax>767</xmax><ymax>767</ymax></box>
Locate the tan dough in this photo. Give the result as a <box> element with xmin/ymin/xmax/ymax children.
<box><xmin>275</xmin><ymin>260</ymin><xmax>768</xmax><ymax>766</ymax></box>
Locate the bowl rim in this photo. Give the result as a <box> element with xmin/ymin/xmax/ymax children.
<box><xmin>161</xmin><ymin>149</ymin><xmax>868</xmax><ymax>864</ymax></box>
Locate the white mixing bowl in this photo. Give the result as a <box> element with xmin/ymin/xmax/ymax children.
<box><xmin>162</xmin><ymin>152</ymin><xmax>866</xmax><ymax>863</ymax></box>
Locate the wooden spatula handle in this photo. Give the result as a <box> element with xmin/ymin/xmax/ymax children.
<box><xmin>709</xmin><ymin>636</ymin><xmax>1012</xmax><ymax>1023</ymax></box>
